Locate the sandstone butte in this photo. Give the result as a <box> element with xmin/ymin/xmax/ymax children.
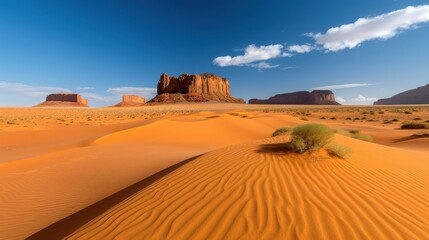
<box><xmin>249</xmin><ymin>90</ymin><xmax>340</xmax><ymax>105</ymax></box>
<box><xmin>149</xmin><ymin>73</ymin><xmax>245</xmax><ymax>104</ymax></box>
<box><xmin>34</xmin><ymin>93</ymin><xmax>89</xmax><ymax>107</ymax></box>
<box><xmin>113</xmin><ymin>95</ymin><xmax>147</xmax><ymax>107</ymax></box>
<box><xmin>374</xmin><ymin>84</ymin><xmax>429</xmax><ymax>105</ymax></box>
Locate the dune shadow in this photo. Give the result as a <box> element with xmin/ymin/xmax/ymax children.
<box><xmin>256</xmin><ymin>143</ymin><xmax>292</xmax><ymax>154</ymax></box>
<box><xmin>393</xmin><ymin>135</ymin><xmax>429</xmax><ymax>143</ymax></box>
<box><xmin>27</xmin><ymin>154</ymin><xmax>202</xmax><ymax>240</ymax></box>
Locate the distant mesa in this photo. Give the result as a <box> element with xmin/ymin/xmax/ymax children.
<box><xmin>148</xmin><ymin>73</ymin><xmax>245</xmax><ymax>104</ymax></box>
<box><xmin>35</xmin><ymin>93</ymin><xmax>88</xmax><ymax>107</ymax></box>
<box><xmin>113</xmin><ymin>95</ymin><xmax>146</xmax><ymax>107</ymax></box>
<box><xmin>374</xmin><ymin>84</ymin><xmax>429</xmax><ymax>105</ymax></box>
<box><xmin>249</xmin><ymin>90</ymin><xmax>340</xmax><ymax>105</ymax></box>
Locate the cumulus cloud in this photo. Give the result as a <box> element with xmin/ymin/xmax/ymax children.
<box><xmin>313</xmin><ymin>5</ymin><xmax>429</xmax><ymax>51</ymax></box>
<box><xmin>335</xmin><ymin>97</ymin><xmax>346</xmax><ymax>103</ymax></box>
<box><xmin>312</xmin><ymin>83</ymin><xmax>373</xmax><ymax>90</ymax></box>
<box><xmin>213</xmin><ymin>44</ymin><xmax>285</xmax><ymax>67</ymax></box>
<box><xmin>287</xmin><ymin>44</ymin><xmax>314</xmax><ymax>53</ymax></box>
<box><xmin>77</xmin><ymin>86</ymin><xmax>95</xmax><ymax>90</ymax></box>
<box><xmin>107</xmin><ymin>87</ymin><xmax>157</xmax><ymax>99</ymax></box>
<box><xmin>351</xmin><ymin>95</ymin><xmax>378</xmax><ymax>102</ymax></box>
<box><xmin>0</xmin><ymin>82</ymin><xmax>71</xmax><ymax>97</ymax></box>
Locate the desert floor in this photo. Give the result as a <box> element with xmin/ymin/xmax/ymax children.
<box><xmin>0</xmin><ymin>104</ymin><xmax>428</xmax><ymax>239</ymax></box>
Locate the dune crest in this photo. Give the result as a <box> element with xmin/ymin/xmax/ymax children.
<box><xmin>66</xmin><ymin>136</ymin><xmax>429</xmax><ymax>239</ymax></box>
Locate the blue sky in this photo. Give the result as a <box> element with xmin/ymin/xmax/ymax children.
<box><xmin>0</xmin><ymin>0</ymin><xmax>428</xmax><ymax>106</ymax></box>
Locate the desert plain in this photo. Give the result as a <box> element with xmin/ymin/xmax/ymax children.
<box><xmin>0</xmin><ymin>103</ymin><xmax>428</xmax><ymax>239</ymax></box>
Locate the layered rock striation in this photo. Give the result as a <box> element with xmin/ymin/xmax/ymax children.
<box><xmin>249</xmin><ymin>90</ymin><xmax>340</xmax><ymax>105</ymax></box>
<box><xmin>113</xmin><ymin>95</ymin><xmax>146</xmax><ymax>107</ymax></box>
<box><xmin>35</xmin><ymin>93</ymin><xmax>89</xmax><ymax>107</ymax></box>
<box><xmin>374</xmin><ymin>84</ymin><xmax>429</xmax><ymax>105</ymax></box>
<box><xmin>149</xmin><ymin>73</ymin><xmax>244</xmax><ymax>104</ymax></box>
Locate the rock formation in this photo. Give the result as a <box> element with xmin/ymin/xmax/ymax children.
<box><xmin>249</xmin><ymin>90</ymin><xmax>340</xmax><ymax>105</ymax></box>
<box><xmin>374</xmin><ymin>84</ymin><xmax>429</xmax><ymax>105</ymax></box>
<box><xmin>149</xmin><ymin>73</ymin><xmax>244</xmax><ymax>104</ymax></box>
<box><xmin>35</xmin><ymin>93</ymin><xmax>89</xmax><ymax>107</ymax></box>
<box><xmin>113</xmin><ymin>95</ymin><xmax>146</xmax><ymax>107</ymax></box>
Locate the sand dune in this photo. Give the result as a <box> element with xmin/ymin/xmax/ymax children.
<box><xmin>62</xmin><ymin>135</ymin><xmax>429</xmax><ymax>239</ymax></box>
<box><xmin>0</xmin><ymin>113</ymin><xmax>300</xmax><ymax>239</ymax></box>
<box><xmin>1</xmin><ymin>108</ymin><xmax>428</xmax><ymax>239</ymax></box>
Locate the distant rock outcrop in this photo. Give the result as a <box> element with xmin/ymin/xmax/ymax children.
<box><xmin>113</xmin><ymin>95</ymin><xmax>146</xmax><ymax>107</ymax></box>
<box><xmin>374</xmin><ymin>84</ymin><xmax>429</xmax><ymax>105</ymax></box>
<box><xmin>149</xmin><ymin>73</ymin><xmax>245</xmax><ymax>104</ymax></box>
<box><xmin>35</xmin><ymin>93</ymin><xmax>89</xmax><ymax>107</ymax></box>
<box><xmin>249</xmin><ymin>90</ymin><xmax>340</xmax><ymax>105</ymax></box>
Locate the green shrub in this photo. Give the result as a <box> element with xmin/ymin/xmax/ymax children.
<box><xmin>336</xmin><ymin>129</ymin><xmax>373</xmax><ymax>142</ymax></box>
<box><xmin>272</xmin><ymin>127</ymin><xmax>291</xmax><ymax>137</ymax></box>
<box><xmin>288</xmin><ymin>124</ymin><xmax>334</xmax><ymax>153</ymax></box>
<box><xmin>401</xmin><ymin>122</ymin><xmax>429</xmax><ymax>129</ymax></box>
<box><xmin>353</xmin><ymin>133</ymin><xmax>373</xmax><ymax>142</ymax></box>
<box><xmin>412</xmin><ymin>130</ymin><xmax>429</xmax><ymax>137</ymax></box>
<box><xmin>326</xmin><ymin>143</ymin><xmax>352</xmax><ymax>159</ymax></box>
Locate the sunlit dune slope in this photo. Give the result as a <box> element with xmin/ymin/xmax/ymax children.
<box><xmin>0</xmin><ymin>113</ymin><xmax>301</xmax><ymax>240</ymax></box>
<box><xmin>66</xmin><ymin>135</ymin><xmax>429</xmax><ymax>240</ymax></box>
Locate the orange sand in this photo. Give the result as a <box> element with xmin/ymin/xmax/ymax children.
<box><xmin>64</xmin><ymin>136</ymin><xmax>429</xmax><ymax>239</ymax></box>
<box><xmin>0</xmin><ymin>105</ymin><xmax>428</xmax><ymax>239</ymax></box>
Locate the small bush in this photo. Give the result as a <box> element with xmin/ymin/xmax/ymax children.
<box><xmin>401</xmin><ymin>122</ymin><xmax>429</xmax><ymax>129</ymax></box>
<box><xmin>326</xmin><ymin>143</ymin><xmax>352</xmax><ymax>159</ymax></box>
<box><xmin>349</xmin><ymin>129</ymin><xmax>359</xmax><ymax>134</ymax></box>
<box><xmin>330</xmin><ymin>117</ymin><xmax>336</xmax><ymax>120</ymax></box>
<box><xmin>413</xmin><ymin>117</ymin><xmax>422</xmax><ymax>121</ymax></box>
<box><xmin>404</xmin><ymin>111</ymin><xmax>412</xmax><ymax>114</ymax></box>
<box><xmin>391</xmin><ymin>119</ymin><xmax>399</xmax><ymax>122</ymax></box>
<box><xmin>346</xmin><ymin>117</ymin><xmax>352</xmax><ymax>120</ymax></box>
<box><xmin>300</xmin><ymin>117</ymin><xmax>309</xmax><ymax>121</ymax></box>
<box><xmin>320</xmin><ymin>117</ymin><xmax>326</xmax><ymax>119</ymax></box>
<box><xmin>353</xmin><ymin>133</ymin><xmax>373</xmax><ymax>142</ymax></box>
<box><xmin>288</xmin><ymin>124</ymin><xmax>334</xmax><ymax>153</ymax></box>
<box><xmin>336</xmin><ymin>129</ymin><xmax>373</xmax><ymax>142</ymax></box>
<box><xmin>272</xmin><ymin>127</ymin><xmax>291</xmax><ymax>137</ymax></box>
<box><xmin>412</xmin><ymin>130</ymin><xmax>429</xmax><ymax>137</ymax></box>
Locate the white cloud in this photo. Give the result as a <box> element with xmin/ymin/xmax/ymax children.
<box><xmin>313</xmin><ymin>83</ymin><xmax>373</xmax><ymax>90</ymax></box>
<box><xmin>283</xmin><ymin>66</ymin><xmax>298</xmax><ymax>70</ymax></box>
<box><xmin>107</xmin><ymin>87</ymin><xmax>157</xmax><ymax>99</ymax></box>
<box><xmin>77</xmin><ymin>86</ymin><xmax>95</xmax><ymax>90</ymax></box>
<box><xmin>287</xmin><ymin>44</ymin><xmax>314</xmax><ymax>53</ymax></box>
<box><xmin>351</xmin><ymin>95</ymin><xmax>378</xmax><ymax>102</ymax></box>
<box><xmin>213</xmin><ymin>44</ymin><xmax>285</xmax><ymax>67</ymax></box>
<box><xmin>0</xmin><ymin>82</ymin><xmax>71</xmax><ymax>97</ymax></box>
<box><xmin>313</xmin><ymin>5</ymin><xmax>429</xmax><ymax>51</ymax></box>
<box><xmin>335</xmin><ymin>97</ymin><xmax>346</xmax><ymax>103</ymax></box>
<box><xmin>247</xmin><ymin>61</ymin><xmax>280</xmax><ymax>71</ymax></box>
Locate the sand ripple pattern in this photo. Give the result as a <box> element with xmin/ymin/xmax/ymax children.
<box><xmin>67</xmin><ymin>137</ymin><xmax>429</xmax><ymax>240</ymax></box>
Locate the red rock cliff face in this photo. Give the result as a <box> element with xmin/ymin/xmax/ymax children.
<box><xmin>35</xmin><ymin>93</ymin><xmax>88</xmax><ymax>107</ymax></box>
<box><xmin>150</xmin><ymin>73</ymin><xmax>244</xmax><ymax>103</ymax></box>
<box><xmin>113</xmin><ymin>95</ymin><xmax>146</xmax><ymax>107</ymax></box>
<box><xmin>374</xmin><ymin>84</ymin><xmax>429</xmax><ymax>105</ymax></box>
<box><xmin>249</xmin><ymin>90</ymin><xmax>340</xmax><ymax>105</ymax></box>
